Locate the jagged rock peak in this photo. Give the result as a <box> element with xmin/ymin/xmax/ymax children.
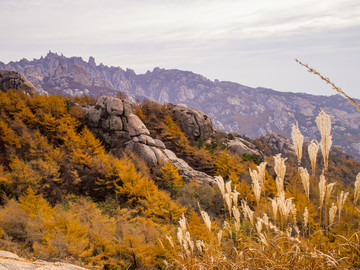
<box><xmin>88</xmin><ymin>56</ymin><xmax>96</xmax><ymax>67</ymax></box>
<box><xmin>0</xmin><ymin>70</ymin><xmax>37</xmax><ymax>96</ymax></box>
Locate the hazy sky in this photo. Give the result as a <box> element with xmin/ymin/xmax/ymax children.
<box><xmin>1</xmin><ymin>0</ymin><xmax>359</xmax><ymax>98</ymax></box>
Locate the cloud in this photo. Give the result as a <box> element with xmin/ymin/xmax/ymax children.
<box><xmin>0</xmin><ymin>0</ymin><xmax>359</xmax><ymax>98</ymax></box>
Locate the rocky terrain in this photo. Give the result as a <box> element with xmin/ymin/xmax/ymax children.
<box><xmin>0</xmin><ymin>70</ymin><xmax>36</xmax><ymax>95</ymax></box>
<box><xmin>0</xmin><ymin>250</ymin><xmax>87</xmax><ymax>270</ymax></box>
<box><xmin>1</xmin><ymin>52</ymin><xmax>359</xmax><ymax>160</ymax></box>
<box><xmin>85</xmin><ymin>95</ymin><xmax>216</xmax><ymax>184</ymax></box>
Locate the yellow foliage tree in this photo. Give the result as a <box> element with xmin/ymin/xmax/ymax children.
<box><xmin>158</xmin><ymin>161</ymin><xmax>183</xmax><ymax>196</ymax></box>
<box><xmin>215</xmin><ymin>150</ymin><xmax>246</xmax><ymax>184</ymax></box>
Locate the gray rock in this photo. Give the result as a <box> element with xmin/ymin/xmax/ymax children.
<box><xmin>261</xmin><ymin>132</ymin><xmax>295</xmax><ymax>156</ymax></box>
<box><xmin>0</xmin><ymin>250</ymin><xmax>87</xmax><ymax>270</ymax></box>
<box><xmin>86</xmin><ymin>107</ymin><xmax>102</xmax><ymax>127</ymax></box>
<box><xmin>138</xmin><ymin>134</ymin><xmax>156</xmax><ymax>146</ymax></box>
<box><xmin>109</xmin><ymin>116</ymin><xmax>123</xmax><ymax>131</ymax></box>
<box><xmin>0</xmin><ymin>70</ymin><xmax>37</xmax><ymax>95</ymax></box>
<box><xmin>126</xmin><ymin>141</ymin><xmax>158</xmax><ymax>165</ymax></box>
<box><xmin>96</xmin><ymin>96</ymin><xmax>124</xmax><ymax>116</ymax></box>
<box><xmin>163</xmin><ymin>149</ymin><xmax>215</xmax><ymax>184</ymax></box>
<box><xmin>172</xmin><ymin>105</ymin><xmax>213</xmax><ymax>140</ymax></box>
<box><xmin>150</xmin><ymin>146</ymin><xmax>169</xmax><ymax>164</ymax></box>
<box><xmin>228</xmin><ymin>137</ymin><xmax>263</xmax><ymax>158</ymax></box>
<box><xmin>123</xmin><ymin>100</ymin><xmax>133</xmax><ymax>116</ymax></box>
<box><xmin>106</xmin><ymin>98</ymin><xmax>123</xmax><ymax>116</ymax></box>
<box><xmin>111</xmin><ymin>131</ymin><xmax>131</xmax><ymax>148</ymax></box>
<box><xmin>126</xmin><ymin>114</ymin><xmax>150</xmax><ymax>136</ymax></box>
<box><xmin>96</xmin><ymin>96</ymin><xmax>108</xmax><ymax>109</ymax></box>
<box><xmin>100</xmin><ymin>118</ymin><xmax>110</xmax><ymax>130</ymax></box>
<box><xmin>154</xmin><ymin>139</ymin><xmax>166</xmax><ymax>149</ymax></box>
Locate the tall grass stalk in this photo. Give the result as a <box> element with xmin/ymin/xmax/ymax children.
<box><xmin>295</xmin><ymin>59</ymin><xmax>360</xmax><ymax>112</ymax></box>
<box><xmin>165</xmin><ymin>109</ymin><xmax>360</xmax><ymax>269</ymax></box>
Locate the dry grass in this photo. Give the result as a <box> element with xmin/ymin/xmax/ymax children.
<box><xmin>295</xmin><ymin>59</ymin><xmax>360</xmax><ymax>112</ymax></box>
<box><xmin>165</xmin><ymin>109</ymin><xmax>360</xmax><ymax>269</ymax></box>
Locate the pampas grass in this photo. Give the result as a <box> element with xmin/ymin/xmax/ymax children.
<box><xmin>316</xmin><ymin>109</ymin><xmax>332</xmax><ymax>172</ymax></box>
<box><xmin>292</xmin><ymin>121</ymin><xmax>304</xmax><ymax>166</ymax></box>
<box><xmin>308</xmin><ymin>139</ymin><xmax>319</xmax><ymax>175</ymax></box>
<box><xmin>165</xmin><ymin>103</ymin><xmax>360</xmax><ymax>270</ymax></box>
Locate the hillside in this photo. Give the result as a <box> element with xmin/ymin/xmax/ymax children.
<box><xmin>0</xmin><ymin>78</ymin><xmax>360</xmax><ymax>268</ymax></box>
<box><xmin>1</xmin><ymin>52</ymin><xmax>360</xmax><ymax>161</ymax></box>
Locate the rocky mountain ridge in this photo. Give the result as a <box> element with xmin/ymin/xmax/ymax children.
<box><xmin>1</xmin><ymin>52</ymin><xmax>359</xmax><ymax>160</ymax></box>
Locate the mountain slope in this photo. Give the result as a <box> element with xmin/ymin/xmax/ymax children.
<box><xmin>1</xmin><ymin>52</ymin><xmax>359</xmax><ymax>160</ymax></box>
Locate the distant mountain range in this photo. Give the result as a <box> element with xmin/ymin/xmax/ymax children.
<box><xmin>1</xmin><ymin>51</ymin><xmax>359</xmax><ymax>160</ymax></box>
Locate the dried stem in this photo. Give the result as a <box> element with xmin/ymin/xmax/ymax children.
<box><xmin>295</xmin><ymin>59</ymin><xmax>360</xmax><ymax>112</ymax></box>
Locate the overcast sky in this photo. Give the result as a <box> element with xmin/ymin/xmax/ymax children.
<box><xmin>1</xmin><ymin>0</ymin><xmax>359</xmax><ymax>98</ymax></box>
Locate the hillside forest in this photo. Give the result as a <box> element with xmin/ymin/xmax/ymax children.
<box><xmin>0</xmin><ymin>89</ymin><xmax>360</xmax><ymax>269</ymax></box>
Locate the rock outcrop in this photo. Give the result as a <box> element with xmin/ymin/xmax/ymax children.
<box><xmin>172</xmin><ymin>105</ymin><xmax>213</xmax><ymax>140</ymax></box>
<box><xmin>227</xmin><ymin>137</ymin><xmax>263</xmax><ymax>158</ymax></box>
<box><xmin>86</xmin><ymin>96</ymin><xmax>149</xmax><ymax>148</ymax></box>
<box><xmin>85</xmin><ymin>96</ymin><xmax>215</xmax><ymax>184</ymax></box>
<box><xmin>259</xmin><ymin>132</ymin><xmax>295</xmax><ymax>156</ymax></box>
<box><xmin>0</xmin><ymin>70</ymin><xmax>36</xmax><ymax>95</ymax></box>
<box><xmin>0</xmin><ymin>250</ymin><xmax>87</xmax><ymax>270</ymax></box>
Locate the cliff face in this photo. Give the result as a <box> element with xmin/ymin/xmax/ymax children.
<box><xmin>1</xmin><ymin>52</ymin><xmax>359</xmax><ymax>160</ymax></box>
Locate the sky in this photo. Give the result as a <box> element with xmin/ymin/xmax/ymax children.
<box><xmin>1</xmin><ymin>0</ymin><xmax>360</xmax><ymax>99</ymax></box>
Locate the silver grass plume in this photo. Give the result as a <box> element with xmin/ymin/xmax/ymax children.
<box><xmin>277</xmin><ymin>192</ymin><xmax>294</xmax><ymax>221</ymax></box>
<box><xmin>276</xmin><ymin>177</ymin><xmax>284</xmax><ymax>196</ymax></box>
<box><xmin>256</xmin><ymin>218</ymin><xmax>263</xmax><ymax>234</ymax></box>
<box><xmin>179</xmin><ymin>213</ymin><xmax>187</xmax><ymax>233</ymax></box>
<box><xmin>262</xmin><ymin>213</ymin><xmax>269</xmax><ymax>229</ymax></box>
<box><xmin>299</xmin><ymin>167</ymin><xmax>310</xmax><ymax>200</ymax></box>
<box><xmin>232</xmin><ymin>187</ymin><xmax>240</xmax><ymax>208</ymax></box>
<box><xmin>291</xmin><ymin>121</ymin><xmax>304</xmax><ymax>166</ymax></box>
<box><xmin>274</xmin><ymin>154</ymin><xmax>287</xmax><ymax>180</ymax></box>
<box><xmin>196</xmin><ymin>240</ymin><xmax>205</xmax><ymax>253</ymax></box>
<box><xmin>319</xmin><ymin>174</ymin><xmax>326</xmax><ymax>209</ymax></box>
<box><xmin>270</xmin><ymin>197</ymin><xmax>278</xmax><ymax>222</ymax></box>
<box><xmin>232</xmin><ymin>206</ymin><xmax>241</xmax><ymax>232</ymax></box>
<box><xmin>241</xmin><ymin>200</ymin><xmax>254</xmax><ymax>226</ymax></box>
<box><xmin>225</xmin><ymin>180</ymin><xmax>232</xmax><ymax>195</ymax></box>
<box><xmin>316</xmin><ymin>110</ymin><xmax>332</xmax><ymax>172</ymax></box>
<box><xmin>329</xmin><ymin>203</ymin><xmax>337</xmax><ymax>225</ymax></box>
<box><xmin>274</xmin><ymin>154</ymin><xmax>286</xmax><ymax>195</ymax></box>
<box><xmin>185</xmin><ymin>231</ymin><xmax>194</xmax><ymax>254</ymax></box>
<box><xmin>215</xmin><ymin>175</ymin><xmax>225</xmax><ymax>199</ymax></box>
<box><xmin>337</xmin><ymin>191</ymin><xmax>349</xmax><ymax>220</ymax></box>
<box><xmin>354</xmin><ymin>172</ymin><xmax>360</xmax><ymax>204</ymax></box>
<box><xmin>325</xmin><ymin>182</ymin><xmax>336</xmax><ymax>207</ymax></box>
<box><xmin>308</xmin><ymin>140</ymin><xmax>319</xmax><ymax>175</ymax></box>
<box><xmin>166</xmin><ymin>235</ymin><xmax>175</xmax><ymax>249</ymax></box>
<box><xmin>304</xmin><ymin>207</ymin><xmax>309</xmax><ymax>231</ymax></box>
<box><xmin>200</xmin><ymin>210</ymin><xmax>211</xmax><ymax>232</ymax></box>
<box><xmin>250</xmin><ymin>169</ymin><xmax>262</xmax><ymax>204</ymax></box>
<box><xmin>224</xmin><ymin>193</ymin><xmax>232</xmax><ymax>216</ymax></box>
<box><xmin>217</xmin><ymin>230</ymin><xmax>222</xmax><ymax>245</ymax></box>
<box><xmin>257</xmin><ymin>162</ymin><xmax>267</xmax><ymax>191</ymax></box>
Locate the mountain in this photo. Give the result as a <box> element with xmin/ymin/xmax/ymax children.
<box><xmin>1</xmin><ymin>74</ymin><xmax>360</xmax><ymax>269</ymax></box>
<box><xmin>1</xmin><ymin>52</ymin><xmax>359</xmax><ymax>160</ymax></box>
